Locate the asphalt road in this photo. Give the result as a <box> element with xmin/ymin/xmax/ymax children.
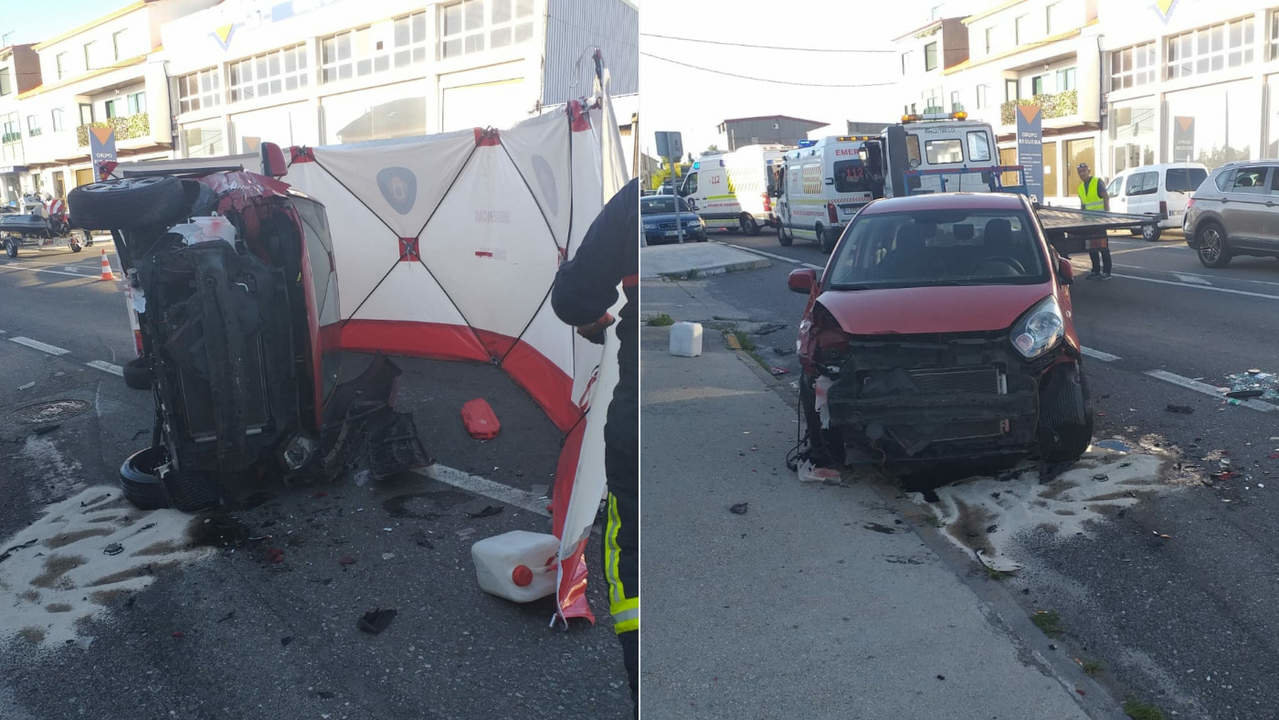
<box><xmin>0</xmin><ymin>241</ymin><xmax>629</xmax><ymax>719</ymax></box>
<box><xmin>656</xmin><ymin>226</ymin><xmax>1279</xmax><ymax>719</ymax></box>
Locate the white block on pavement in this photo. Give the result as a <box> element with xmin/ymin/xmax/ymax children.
<box><xmin>668</xmin><ymin>321</ymin><xmax>703</xmax><ymax>357</ymax></box>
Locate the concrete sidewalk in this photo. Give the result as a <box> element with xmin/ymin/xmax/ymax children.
<box><xmin>641</xmin><ymin>242</ymin><xmax>769</xmax><ymax>279</ymax></box>
<box><xmin>641</xmin><ymin>325</ymin><xmax>1107</xmax><ymax>720</ymax></box>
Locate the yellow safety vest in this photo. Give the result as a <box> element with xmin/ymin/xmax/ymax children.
<box><xmin>1077</xmin><ymin>177</ymin><xmax>1105</xmax><ymax>211</ymax></box>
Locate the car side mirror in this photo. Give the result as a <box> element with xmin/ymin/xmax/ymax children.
<box><xmin>788</xmin><ymin>268</ymin><xmax>817</xmax><ymax>294</ymax></box>
<box><xmin>1057</xmin><ymin>256</ymin><xmax>1073</xmax><ymax>285</ymax></box>
<box><xmin>824</xmin><ymin>178</ymin><xmax>834</xmax><ymax>185</ymax></box>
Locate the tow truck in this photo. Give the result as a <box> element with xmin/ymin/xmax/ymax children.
<box><xmin>772</xmin><ymin>111</ymin><xmax>1158</xmax><ymax>254</ymax></box>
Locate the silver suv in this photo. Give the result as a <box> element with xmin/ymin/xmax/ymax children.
<box><xmin>1184</xmin><ymin>160</ymin><xmax>1279</xmax><ymax>268</ymax></box>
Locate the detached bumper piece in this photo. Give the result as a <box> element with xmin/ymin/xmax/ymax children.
<box><xmin>825</xmin><ymin>333</ymin><xmax>1049</xmax><ymax>462</ymax></box>
<box><xmin>319</xmin><ymin>355</ymin><xmax>432</xmax><ymax>481</ymax></box>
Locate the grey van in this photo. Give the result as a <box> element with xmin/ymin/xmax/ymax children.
<box><xmin>1184</xmin><ymin>160</ymin><xmax>1279</xmax><ymax>267</ymax></box>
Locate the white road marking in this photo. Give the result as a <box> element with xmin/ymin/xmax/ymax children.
<box><xmin>1099</xmin><ymin>272</ymin><xmax>1279</xmax><ymax>301</ymax></box>
<box><xmin>1080</xmin><ymin>346</ymin><xmax>1120</xmax><ymax>362</ymax></box>
<box><xmin>9</xmin><ymin>336</ymin><xmax>70</xmax><ymax>356</ymax></box>
<box><xmin>719</xmin><ymin>242</ymin><xmax>825</xmax><ymax>271</ymax></box>
<box><xmin>1172</xmin><ymin>272</ymin><xmax>1212</xmax><ymax>286</ymax></box>
<box><xmin>1144</xmin><ymin>369</ymin><xmax>1277</xmax><ymax>413</ymax></box>
<box><xmin>85</xmin><ymin>360</ymin><xmax>123</xmax><ymax>377</ymax></box>
<box><xmin>1114</xmin><ymin>263</ymin><xmax>1279</xmax><ymax>289</ymax></box>
<box><xmin>0</xmin><ymin>263</ymin><xmax>101</xmax><ymax>279</ymax></box>
<box><xmin>417</xmin><ymin>464</ymin><xmax>551</xmax><ymax>517</ymax></box>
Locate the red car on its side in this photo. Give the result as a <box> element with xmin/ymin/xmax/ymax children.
<box><xmin>788</xmin><ymin>192</ymin><xmax>1092</xmax><ymax>469</ymax></box>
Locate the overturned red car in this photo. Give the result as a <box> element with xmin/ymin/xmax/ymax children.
<box><xmin>788</xmin><ymin>192</ymin><xmax>1092</xmax><ymax>469</ymax></box>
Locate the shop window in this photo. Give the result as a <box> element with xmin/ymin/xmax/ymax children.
<box><xmin>999</xmin><ymin>146</ymin><xmax>1018</xmax><ymax>188</ymax></box>
<box><xmin>1042</xmin><ymin>141</ymin><xmax>1059</xmax><ymax>197</ymax></box>
<box><xmin>183</xmin><ymin>124</ymin><xmax>225</xmax><ymax>158</ymax></box>
<box><xmin>1166</xmin><ymin>16</ymin><xmax>1254</xmax><ymax>80</ymax></box>
<box><xmin>1065</xmin><ymin>138</ymin><xmax>1095</xmax><ymax>197</ymax></box>
<box><xmin>440</xmin><ymin>0</ymin><xmax>534</xmax><ymax>59</ymax></box>
<box><xmin>1110</xmin><ymin>42</ymin><xmax>1156</xmax><ymax>90</ymax></box>
<box><xmin>177</xmin><ymin>68</ymin><xmax>221</xmax><ymax>114</ymax></box>
<box><xmin>232</xmin><ymin>44</ymin><xmax>307</xmax><ymax>100</ymax></box>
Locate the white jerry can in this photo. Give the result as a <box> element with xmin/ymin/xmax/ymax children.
<box><xmin>669</xmin><ymin>321</ymin><xmax>703</xmax><ymax>357</ymax></box>
<box><xmin>471</xmin><ymin>530</ymin><xmax>559</xmax><ymax>603</ymax></box>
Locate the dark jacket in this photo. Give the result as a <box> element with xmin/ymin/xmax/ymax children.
<box><xmin>551</xmin><ymin>178</ymin><xmax>638</xmax><ymax>452</ymax></box>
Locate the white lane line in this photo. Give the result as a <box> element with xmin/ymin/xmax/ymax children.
<box><xmin>85</xmin><ymin>360</ymin><xmax>123</xmax><ymax>377</ymax></box>
<box><xmin>0</xmin><ymin>263</ymin><xmax>101</xmax><ymax>280</ymax></box>
<box><xmin>1144</xmin><ymin>369</ymin><xmax>1277</xmax><ymax>413</ymax></box>
<box><xmin>1104</xmin><ymin>272</ymin><xmax>1279</xmax><ymax>301</ymax></box>
<box><xmin>1172</xmin><ymin>272</ymin><xmax>1212</xmax><ymax>286</ymax></box>
<box><xmin>9</xmin><ymin>336</ymin><xmax>70</xmax><ymax>356</ymax></box>
<box><xmin>416</xmin><ymin>464</ymin><xmax>550</xmax><ymax>517</ymax></box>
<box><xmin>719</xmin><ymin>242</ymin><xmax>825</xmax><ymax>271</ymax></box>
<box><xmin>1114</xmin><ymin>263</ymin><xmax>1279</xmax><ymax>289</ymax></box>
<box><xmin>1080</xmin><ymin>346</ymin><xmax>1121</xmax><ymax>362</ymax></box>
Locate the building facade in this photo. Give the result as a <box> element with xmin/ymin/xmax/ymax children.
<box><xmin>0</xmin><ymin>44</ymin><xmax>45</xmax><ymax>205</ymax></box>
<box><xmin>717</xmin><ymin>115</ymin><xmax>828</xmax><ymax>151</ymax></box>
<box><xmin>895</xmin><ymin>16</ymin><xmax>972</xmax><ymax>115</ymax></box>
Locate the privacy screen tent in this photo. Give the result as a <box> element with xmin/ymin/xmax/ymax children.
<box><xmin>281</xmin><ymin>84</ymin><xmax>629</xmax><ymax>625</ymax></box>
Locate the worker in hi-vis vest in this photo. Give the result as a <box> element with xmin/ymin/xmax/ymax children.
<box><xmin>1076</xmin><ymin>162</ymin><xmax>1113</xmax><ymax>279</ymax></box>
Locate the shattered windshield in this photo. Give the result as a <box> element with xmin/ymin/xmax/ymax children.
<box><xmin>827</xmin><ymin>208</ymin><xmax>1049</xmax><ymax>290</ymax></box>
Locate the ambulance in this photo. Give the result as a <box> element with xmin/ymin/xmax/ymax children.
<box><xmin>773</xmin><ymin>112</ymin><xmax>1006</xmax><ymax>252</ymax></box>
<box><xmin>678</xmin><ymin>144</ymin><xmax>789</xmax><ymax>235</ymax></box>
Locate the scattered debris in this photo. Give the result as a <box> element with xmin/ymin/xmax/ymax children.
<box><xmin>1031</xmin><ymin>609</ymin><xmax>1064</xmax><ymax>637</ymax></box>
<box><xmin>264</xmin><ymin>547</ymin><xmax>285</xmax><ymax>564</ymax></box>
<box><xmin>728</xmin><ymin>502</ymin><xmax>749</xmax><ymax>515</ymax></box>
<box><xmin>338</xmin><ymin>555</ymin><xmax>357</xmax><ymax>566</ymax></box>
<box><xmin>381</xmin><ymin>553</ymin><xmax>395</xmax><ymax>561</ymax></box>
<box><xmin>1152</xmin><ymin>531</ymin><xmax>1172</xmax><ymax>539</ymax></box>
<box><xmin>17</xmin><ymin>382</ymin><xmax>34</xmax><ymax>391</ymax></box>
<box><xmin>0</xmin><ymin>538</ymin><xmax>39</xmax><ymax>564</ymax></box>
<box><xmin>863</xmin><ymin>522</ymin><xmax>897</xmax><ymax>534</ymax></box>
<box><xmin>280</xmin><ymin>636</ymin><xmax>293</xmax><ymax>646</ymax></box>
<box><xmin>1165</xmin><ymin>404</ymin><xmax>1194</xmax><ymax>414</ymax></box>
<box><xmin>357</xmin><ymin>608</ymin><xmax>397</xmax><ymax>635</ymax></box>
<box><xmin>769</xmin><ymin>366</ymin><xmax>789</xmax><ymax>376</ymax></box>
<box><xmin>103</xmin><ymin>543</ymin><xmax>123</xmax><ymax>556</ymax></box>
<box><xmin>216</xmin><ymin>611</ymin><xmax>235</xmax><ymax>623</ymax></box>
<box><xmin>461</xmin><ymin>398</ymin><xmax>501</xmax><ymax>440</ymax></box>
<box><xmin>464</xmin><ymin>505</ymin><xmax>504</xmax><ymax>519</ymax></box>
<box><xmin>409</xmin><ymin>530</ymin><xmax>434</xmax><ymax>549</ymax></box>
<box><xmin>1225</xmin><ymin>389</ymin><xmax>1263</xmax><ymax>399</ymax></box>
<box><xmin>171</xmin><ymin>631</ymin><xmax>185</xmax><ymax>639</ymax></box>
<box><xmin>936</xmin><ymin>674</ymin><xmax>945</xmax><ymax>681</ymax></box>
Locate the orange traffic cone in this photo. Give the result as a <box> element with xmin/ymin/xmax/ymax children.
<box><xmin>99</xmin><ymin>249</ymin><xmax>115</xmax><ymax>281</ymax></box>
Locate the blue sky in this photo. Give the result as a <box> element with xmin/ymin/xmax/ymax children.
<box><xmin>1</xmin><ymin>0</ymin><xmax>130</xmax><ymax>46</ymax></box>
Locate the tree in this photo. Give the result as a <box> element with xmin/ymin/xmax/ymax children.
<box><xmin>704</xmin><ymin>144</ymin><xmax>720</xmax><ymax>154</ymax></box>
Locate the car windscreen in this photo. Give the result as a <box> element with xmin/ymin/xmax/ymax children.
<box><xmin>826</xmin><ymin>208</ymin><xmax>1049</xmax><ymax>290</ymax></box>
<box><xmin>833</xmin><ymin>160</ymin><xmax>875</xmax><ymax>193</ymax></box>
<box><xmin>1166</xmin><ymin>167</ymin><xmax>1207</xmax><ymax>193</ymax></box>
<box><xmin>642</xmin><ymin>196</ymin><xmax>687</xmax><ymax>214</ymax></box>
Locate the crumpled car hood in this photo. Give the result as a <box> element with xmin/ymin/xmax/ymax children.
<box><xmin>817</xmin><ymin>284</ymin><xmax>1053</xmax><ymax>335</ymax></box>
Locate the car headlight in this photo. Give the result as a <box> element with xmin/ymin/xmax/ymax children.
<box><xmin>1010</xmin><ymin>295</ymin><xmax>1064</xmax><ymax>359</ymax></box>
<box><xmin>643</xmin><ymin>222</ymin><xmax>657</xmax><ymax>230</ymax></box>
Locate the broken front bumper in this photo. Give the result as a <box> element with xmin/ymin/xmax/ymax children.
<box><xmin>817</xmin><ymin>333</ymin><xmax>1063</xmax><ymax>462</ymax></box>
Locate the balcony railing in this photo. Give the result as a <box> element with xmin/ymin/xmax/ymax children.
<box><xmin>1000</xmin><ymin>89</ymin><xmax>1078</xmax><ymax>125</ymax></box>
<box><xmin>1</xmin><ymin>131</ymin><xmax>20</xmax><ymax>144</ymax></box>
<box><xmin>76</xmin><ymin>113</ymin><xmax>150</xmax><ymax>147</ymax></box>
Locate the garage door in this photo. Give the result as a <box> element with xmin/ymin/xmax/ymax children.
<box><xmin>440</xmin><ymin>78</ymin><xmax>528</xmax><ymax>133</ymax></box>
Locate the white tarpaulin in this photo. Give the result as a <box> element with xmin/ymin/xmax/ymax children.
<box><xmin>282</xmin><ymin>85</ymin><xmax>629</xmax><ymax>623</ymax></box>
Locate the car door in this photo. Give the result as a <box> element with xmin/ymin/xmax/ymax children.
<box><xmin>1125</xmin><ymin>171</ymin><xmax>1158</xmax><ymax>217</ymax></box>
<box><xmin>1107</xmin><ymin>174</ymin><xmax>1127</xmax><ymax>213</ymax></box>
<box><xmin>1222</xmin><ymin>165</ymin><xmax>1271</xmax><ymax>248</ymax></box>
<box><xmin>1262</xmin><ymin>168</ymin><xmax>1279</xmax><ymax>248</ymax></box>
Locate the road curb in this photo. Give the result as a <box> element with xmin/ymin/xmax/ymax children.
<box><xmin>653</xmin><ymin>256</ymin><xmax>771</xmax><ymax>280</ymax></box>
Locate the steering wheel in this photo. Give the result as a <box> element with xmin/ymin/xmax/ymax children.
<box><xmin>972</xmin><ymin>256</ymin><xmax>1027</xmax><ymax>275</ymax></box>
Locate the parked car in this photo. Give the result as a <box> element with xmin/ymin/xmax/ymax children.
<box><xmin>69</xmin><ymin>146</ymin><xmax>429</xmax><ymax>511</ymax></box>
<box><xmin>787</xmin><ymin>192</ymin><xmax>1091</xmax><ymax>469</ymax></box>
<box><xmin>641</xmin><ymin>194</ymin><xmax>705</xmax><ymax>245</ymax></box>
<box><xmin>1105</xmin><ymin>162</ymin><xmax>1207</xmax><ymax>241</ymax></box>
<box><xmin>1183</xmin><ymin>160</ymin><xmax>1279</xmax><ymax>268</ymax></box>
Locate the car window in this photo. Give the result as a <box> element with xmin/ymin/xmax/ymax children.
<box><xmin>1230</xmin><ymin>167</ymin><xmax>1268</xmax><ymax>194</ymax></box>
<box><xmin>1214</xmin><ymin>169</ymin><xmax>1234</xmax><ymax>192</ymax></box>
<box><xmin>925</xmin><ymin>138</ymin><xmax>964</xmax><ymax>164</ymax></box>
<box><xmin>1167</xmin><ymin>167</ymin><xmax>1207</xmax><ymax>193</ymax></box>
<box><xmin>967</xmin><ymin>131</ymin><xmax>992</xmax><ymax>162</ymax></box>
<box><xmin>681</xmin><ymin>172</ymin><xmax>698</xmax><ymax>195</ymax></box>
<box><xmin>1270</xmin><ymin>169</ymin><xmax>1279</xmax><ymax>194</ymax></box>
<box><xmin>827</xmin><ymin>208</ymin><xmax>1047</xmax><ymax>290</ymax></box>
<box><xmin>833</xmin><ymin>160</ymin><xmax>875</xmax><ymax>193</ymax></box>
<box><xmin>1107</xmin><ymin>176</ymin><xmax>1124</xmax><ymax>197</ymax></box>
<box><xmin>1126</xmin><ymin>171</ymin><xmax>1158</xmax><ymax>196</ymax></box>
<box><xmin>905</xmin><ymin>134</ymin><xmax>922</xmax><ymax>167</ymax></box>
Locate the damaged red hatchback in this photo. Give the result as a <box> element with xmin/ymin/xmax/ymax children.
<box><xmin>788</xmin><ymin>192</ymin><xmax>1092</xmax><ymax>469</ymax></box>
<box><xmin>70</xmin><ymin>147</ymin><xmax>428</xmax><ymax>511</ymax></box>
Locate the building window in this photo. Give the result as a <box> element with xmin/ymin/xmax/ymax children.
<box><xmin>1056</xmin><ymin>67</ymin><xmax>1076</xmax><ymax>91</ymax></box>
<box><xmin>79</xmin><ymin>103</ymin><xmax>93</xmax><ymax>125</ymax></box>
<box><xmin>1166</xmin><ymin>16</ymin><xmax>1255</xmax><ymax>80</ymax></box>
<box><xmin>1005</xmin><ymin>78</ymin><xmax>1019</xmax><ymax>102</ymax></box>
<box><xmin>1269</xmin><ymin>8</ymin><xmax>1279</xmax><ymax>60</ymax></box>
<box><xmin>177</xmin><ymin>68</ymin><xmax>221</xmax><ymax>114</ymax></box>
<box><xmin>984</xmin><ymin>27</ymin><xmax>993</xmax><ymax>54</ymax></box>
<box><xmin>901</xmin><ymin>52</ymin><xmax>908</xmax><ymax>75</ymax></box>
<box><xmin>976</xmin><ymin>84</ymin><xmax>988</xmax><ymax>109</ymax></box>
<box><xmin>83</xmin><ymin>41</ymin><xmax>97</xmax><ymax>70</ymax></box>
<box><xmin>1014</xmin><ymin>15</ymin><xmax>1028</xmax><ymax>45</ymax></box>
<box><xmin>127</xmin><ymin>91</ymin><xmax>145</xmax><ymax>115</ymax></box>
<box><xmin>105</xmin><ymin>100</ymin><xmax>118</xmax><ymax>119</ymax></box>
<box><xmin>55</xmin><ymin>52</ymin><xmax>67</xmax><ymax>79</ymax></box>
<box><xmin>1046</xmin><ymin>2</ymin><xmax>1063</xmax><ymax>35</ymax></box>
<box><xmin>26</xmin><ymin>114</ymin><xmax>40</xmax><ymax>137</ymax></box>
<box><xmin>950</xmin><ymin>90</ymin><xmax>961</xmax><ymax>111</ymax></box>
<box><xmin>112</xmin><ymin>29</ymin><xmax>129</xmax><ymax>61</ymax></box>
<box><xmin>231</xmin><ymin>44</ymin><xmax>307</xmax><ymax>99</ymax></box>
<box><xmin>1031</xmin><ymin>75</ymin><xmax>1045</xmax><ymax>95</ymax></box>
<box><xmin>440</xmin><ymin>0</ymin><xmax>534</xmax><ymax>59</ymax></box>
<box><xmin>924</xmin><ymin>42</ymin><xmax>938</xmax><ymax>71</ymax></box>
<box><xmin>51</xmin><ymin>108</ymin><xmax>64</xmax><ymax>132</ymax></box>
<box><xmin>1110</xmin><ymin>42</ymin><xmax>1156</xmax><ymax>90</ymax></box>
<box><xmin>1</xmin><ymin>114</ymin><xmax>18</xmax><ymax>143</ymax></box>
<box><xmin>0</xmin><ymin>67</ymin><xmax>9</xmax><ymax>96</ymax></box>
<box><xmin>392</xmin><ymin>11</ymin><xmax>428</xmax><ymax>64</ymax></box>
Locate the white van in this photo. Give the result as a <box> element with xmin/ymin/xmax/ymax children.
<box><xmin>1105</xmin><ymin>162</ymin><xmax>1208</xmax><ymax>241</ymax></box>
<box><xmin>679</xmin><ymin>145</ymin><xmax>788</xmax><ymax>235</ymax></box>
<box><xmin>774</xmin><ymin>136</ymin><xmax>882</xmax><ymax>252</ymax></box>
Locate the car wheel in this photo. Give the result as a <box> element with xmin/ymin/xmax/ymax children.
<box><xmin>1196</xmin><ymin>222</ymin><xmax>1231</xmax><ymax>268</ymax></box>
<box><xmin>159</xmin><ymin>461</ymin><xmax>221</xmax><ymax>512</ymax></box>
<box><xmin>1142</xmin><ymin>224</ymin><xmax>1162</xmax><ymax>242</ymax></box>
<box><xmin>4</xmin><ymin>237</ymin><xmax>17</xmax><ymax>258</ymax></box>
<box><xmin>819</xmin><ymin>225</ymin><xmax>838</xmax><ymax>254</ymax></box>
<box><xmin>799</xmin><ymin>374</ymin><xmax>844</xmax><ymax>468</ymax></box>
<box><xmin>1039</xmin><ymin>365</ymin><xmax>1093</xmax><ymax>464</ymax></box>
<box><xmin>740</xmin><ymin>215</ymin><xmax>760</xmax><ymax>236</ymax></box>
<box><xmin>123</xmin><ymin>357</ymin><xmax>152</xmax><ymax>390</ymax></box>
<box><xmin>119</xmin><ymin>446</ymin><xmax>172</xmax><ymax>510</ymax></box>
<box><xmin>69</xmin><ymin>176</ymin><xmax>188</xmax><ymax>231</ymax></box>
<box><xmin>777</xmin><ymin>223</ymin><xmax>793</xmax><ymax>247</ymax></box>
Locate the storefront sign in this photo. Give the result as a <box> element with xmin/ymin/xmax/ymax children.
<box><xmin>88</xmin><ymin>126</ymin><xmax>118</xmax><ymax>181</ymax></box>
<box><xmin>1016</xmin><ymin>104</ymin><xmax>1044</xmax><ymax>203</ymax></box>
<box><xmin>1173</xmin><ymin>116</ymin><xmax>1195</xmax><ymax>162</ymax></box>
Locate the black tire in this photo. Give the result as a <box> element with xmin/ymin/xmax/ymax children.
<box><xmin>160</xmin><ymin>463</ymin><xmax>221</xmax><ymax>512</ymax></box>
<box><xmin>69</xmin><ymin>239</ymin><xmax>82</xmax><ymax>253</ymax></box>
<box><xmin>1141</xmin><ymin>223</ymin><xmax>1162</xmax><ymax>242</ymax></box>
<box><xmin>1195</xmin><ymin>221</ymin><xmax>1231</xmax><ymax>268</ymax></box>
<box><xmin>740</xmin><ymin>215</ymin><xmax>760</xmax><ymax>236</ymax></box>
<box><xmin>123</xmin><ymin>357</ymin><xmax>152</xmax><ymax>390</ymax></box>
<box><xmin>4</xmin><ymin>237</ymin><xmax>17</xmax><ymax>258</ymax></box>
<box><xmin>819</xmin><ymin>225</ymin><xmax>839</xmax><ymax>254</ymax></box>
<box><xmin>1039</xmin><ymin>365</ymin><xmax>1093</xmax><ymax>463</ymax></box>
<box><xmin>120</xmin><ymin>446</ymin><xmax>171</xmax><ymax>510</ymax></box>
<box><xmin>69</xmin><ymin>176</ymin><xmax>188</xmax><ymax>231</ymax></box>
<box><xmin>778</xmin><ymin>223</ymin><xmax>793</xmax><ymax>247</ymax></box>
